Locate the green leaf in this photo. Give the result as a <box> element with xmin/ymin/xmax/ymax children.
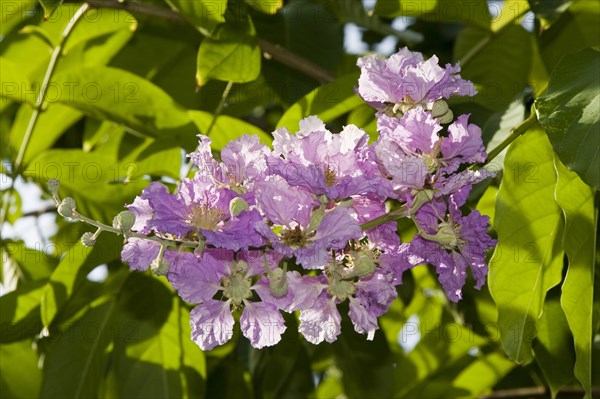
<box><xmin>40</xmin><ymin>299</ymin><xmax>119</xmax><ymax>398</ymax></box>
<box><xmin>245</xmin><ymin>0</ymin><xmax>283</xmax><ymax>14</ymax></box>
<box><xmin>255</xmin><ymin>0</ymin><xmax>343</xmax><ymax>104</ymax></box>
<box><xmin>0</xmin><ymin>280</ymin><xmax>46</xmax><ymax>343</ymax></box>
<box><xmin>532</xmin><ymin>298</ymin><xmax>575</xmax><ymax>398</ymax></box>
<box><xmin>24</xmin><ymin>149</ymin><xmax>150</xmax><ymax>221</ymax></box>
<box><xmin>9</xmin><ymin>103</ymin><xmax>83</xmax><ymax>163</ymax></box>
<box><xmin>535</xmin><ymin>48</ymin><xmax>600</xmax><ymax>190</ymax></box>
<box><xmin>166</xmin><ymin>0</ymin><xmax>227</xmax><ymax>37</ymax></box>
<box><xmin>375</xmin><ymin>0</ymin><xmax>492</xmax><ymax>29</ymax></box>
<box><xmin>38</xmin><ymin>0</ymin><xmax>63</xmax><ymax>18</ymax></box>
<box><xmin>189</xmin><ymin>110</ymin><xmax>272</xmax><ymax>150</ymax></box>
<box><xmin>113</xmin><ymin>273</ymin><xmax>206</xmax><ymax>398</ymax></box>
<box><xmin>555</xmin><ymin>157</ymin><xmax>597</xmax><ymax>397</ymax></box>
<box><xmin>249</xmin><ymin>315</ymin><xmax>313</xmax><ymax>399</ymax></box>
<box><xmin>1</xmin><ymin>240</ymin><xmax>58</xmax><ymax>283</ymax></box>
<box><xmin>40</xmin><ymin>234</ymin><xmax>123</xmax><ymax>327</ymax></box>
<box><xmin>0</xmin><ymin>0</ymin><xmax>37</xmax><ymax>38</ymax></box>
<box><xmin>0</xmin><ymin>57</ymin><xmax>33</xmax><ymax>105</ymax></box>
<box><xmin>196</xmin><ymin>25</ymin><xmax>261</xmax><ymax>86</ymax></box>
<box><xmin>539</xmin><ymin>2</ymin><xmax>600</xmax><ymax>70</ymax></box>
<box><xmin>50</xmin><ymin>66</ymin><xmax>199</xmax><ymax>150</ymax></box>
<box><xmin>0</xmin><ymin>340</ymin><xmax>42</xmax><ymax>398</ymax></box>
<box><xmin>488</xmin><ymin>127</ymin><xmax>565</xmax><ymax>364</ymax></box>
<box><xmin>276</xmin><ymin>73</ymin><xmax>362</xmax><ymax>131</ymax></box>
<box><xmin>454</xmin><ymin>24</ymin><xmax>532</xmax><ymax>111</ymax></box>
<box><xmin>482</xmin><ymin>99</ymin><xmax>526</xmax><ymax>170</ymax></box>
<box><xmin>347</xmin><ymin>103</ymin><xmax>378</xmax><ymax>142</ymax></box>
<box><xmin>448</xmin><ymin>352</ymin><xmax>515</xmax><ymax>397</ymax></box>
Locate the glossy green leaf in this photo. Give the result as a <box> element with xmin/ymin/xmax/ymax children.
<box><xmin>535</xmin><ymin>48</ymin><xmax>600</xmax><ymax>190</ymax></box>
<box><xmin>375</xmin><ymin>0</ymin><xmax>492</xmax><ymax>29</ymax></box>
<box><xmin>40</xmin><ymin>234</ymin><xmax>122</xmax><ymax>327</ymax></box>
<box><xmin>454</xmin><ymin>24</ymin><xmax>532</xmax><ymax>111</ymax></box>
<box><xmin>449</xmin><ymin>352</ymin><xmax>515</xmax><ymax>397</ymax></box>
<box><xmin>555</xmin><ymin>157</ymin><xmax>597</xmax><ymax>397</ymax></box>
<box><xmin>50</xmin><ymin>66</ymin><xmax>199</xmax><ymax>150</ymax></box>
<box><xmin>196</xmin><ymin>25</ymin><xmax>261</xmax><ymax>86</ymax></box>
<box><xmin>189</xmin><ymin>110</ymin><xmax>272</xmax><ymax>150</ymax></box>
<box><xmin>533</xmin><ymin>298</ymin><xmax>575</xmax><ymax>398</ymax></box>
<box><xmin>276</xmin><ymin>73</ymin><xmax>362</xmax><ymax>131</ymax></box>
<box><xmin>489</xmin><ymin>127</ymin><xmax>565</xmax><ymax>364</ymax></box>
<box><xmin>0</xmin><ymin>340</ymin><xmax>42</xmax><ymax>398</ymax></box>
<box><xmin>113</xmin><ymin>273</ymin><xmax>206</xmax><ymax>398</ymax></box>
<box><xmin>166</xmin><ymin>0</ymin><xmax>227</xmax><ymax>37</ymax></box>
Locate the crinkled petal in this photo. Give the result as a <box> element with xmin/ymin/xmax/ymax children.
<box><xmin>126</xmin><ymin>196</ymin><xmax>153</xmax><ymax>234</ymax></box>
<box><xmin>166</xmin><ymin>249</ymin><xmax>222</xmax><ymax>304</ymax></box>
<box><xmin>240</xmin><ymin>301</ymin><xmax>286</xmax><ymax>349</ymax></box>
<box><xmin>202</xmin><ymin>209</ymin><xmax>265</xmax><ymax>251</ymax></box>
<box><xmin>190</xmin><ymin>300</ymin><xmax>234</xmax><ymax>351</ymax></box>
<box><xmin>299</xmin><ymin>295</ymin><xmax>341</xmax><ymax>344</ymax></box>
<box><xmin>121</xmin><ymin>238</ymin><xmax>161</xmax><ymax>271</ymax></box>
<box><xmin>348</xmin><ymin>297</ymin><xmax>379</xmax><ymax>340</ymax></box>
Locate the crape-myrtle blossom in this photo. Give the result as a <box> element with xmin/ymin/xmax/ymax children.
<box><xmin>115</xmin><ymin>47</ymin><xmax>496</xmax><ymax>351</ymax></box>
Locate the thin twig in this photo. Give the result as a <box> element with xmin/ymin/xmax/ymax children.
<box><xmin>479</xmin><ymin>386</ymin><xmax>600</xmax><ymax>399</ymax></box>
<box><xmin>0</xmin><ymin>3</ymin><xmax>90</xmax><ymax>231</ymax></box>
<box><xmin>484</xmin><ymin>112</ymin><xmax>537</xmax><ymax>165</ymax></box>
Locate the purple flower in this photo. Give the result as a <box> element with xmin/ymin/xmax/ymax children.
<box><xmin>268</xmin><ymin>116</ymin><xmax>392</xmax><ymax>199</ymax></box>
<box><xmin>440</xmin><ymin>114</ymin><xmax>486</xmax><ymax>173</ymax></box>
<box><xmin>357</xmin><ymin>47</ymin><xmax>475</xmax><ymax>110</ymax></box>
<box><xmin>169</xmin><ymin>248</ymin><xmax>287</xmax><ymax>350</ymax></box>
<box><xmin>409</xmin><ymin>195</ymin><xmax>496</xmax><ymax>302</ymax></box>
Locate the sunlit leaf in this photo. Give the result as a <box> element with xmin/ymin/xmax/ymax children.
<box><xmin>166</xmin><ymin>0</ymin><xmax>227</xmax><ymax>37</ymax></box>
<box><xmin>488</xmin><ymin>127</ymin><xmax>564</xmax><ymax>364</ymax></box>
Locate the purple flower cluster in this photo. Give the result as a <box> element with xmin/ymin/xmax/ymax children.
<box><xmin>120</xmin><ymin>48</ymin><xmax>496</xmax><ymax>351</ymax></box>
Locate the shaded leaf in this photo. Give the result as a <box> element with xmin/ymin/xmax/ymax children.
<box><xmin>533</xmin><ymin>298</ymin><xmax>575</xmax><ymax>398</ymax></box>
<box><xmin>454</xmin><ymin>24</ymin><xmax>532</xmax><ymax>111</ymax></box>
<box><xmin>535</xmin><ymin>48</ymin><xmax>600</xmax><ymax>190</ymax></box>
<box><xmin>555</xmin><ymin>157</ymin><xmax>597</xmax><ymax>397</ymax></box>
<box><xmin>0</xmin><ymin>340</ymin><xmax>42</xmax><ymax>398</ymax></box>
<box><xmin>166</xmin><ymin>0</ymin><xmax>227</xmax><ymax>37</ymax></box>
<box><xmin>488</xmin><ymin>127</ymin><xmax>565</xmax><ymax>364</ymax></box>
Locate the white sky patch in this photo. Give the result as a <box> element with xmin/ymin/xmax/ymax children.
<box><xmin>87</xmin><ymin>264</ymin><xmax>109</xmax><ymax>283</ymax></box>
<box><xmin>398</xmin><ymin>314</ymin><xmax>421</xmax><ymax>353</ymax></box>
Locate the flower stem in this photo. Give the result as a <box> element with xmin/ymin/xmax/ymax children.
<box><xmin>485</xmin><ymin>112</ymin><xmax>537</xmax><ymax>165</ymax></box>
<box><xmin>0</xmin><ymin>3</ymin><xmax>90</xmax><ymax>229</ymax></box>
<box><xmin>360</xmin><ymin>206</ymin><xmax>409</xmax><ymax>231</ymax></box>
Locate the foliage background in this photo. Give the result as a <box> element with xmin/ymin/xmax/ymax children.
<box><xmin>0</xmin><ymin>0</ymin><xmax>598</xmax><ymax>398</ymax></box>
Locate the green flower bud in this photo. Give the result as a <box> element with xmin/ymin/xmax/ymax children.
<box><xmin>437</xmin><ymin>109</ymin><xmax>454</xmax><ymax>124</ymax></box>
<box><xmin>81</xmin><ymin>232</ymin><xmax>96</xmax><ymax>247</ymax></box>
<box><xmin>57</xmin><ymin>197</ymin><xmax>76</xmax><ymax>218</ymax></box>
<box><xmin>150</xmin><ymin>257</ymin><xmax>170</xmax><ymax>276</ymax></box>
<box><xmin>327</xmin><ymin>279</ymin><xmax>355</xmax><ymax>301</ymax></box>
<box><xmin>409</xmin><ymin>189</ymin><xmax>435</xmax><ymax>215</ymax></box>
<box><xmin>351</xmin><ymin>252</ymin><xmax>377</xmax><ymax>277</ymax></box>
<box><xmin>421</xmin><ymin>222</ymin><xmax>464</xmax><ymax>250</ymax></box>
<box><xmin>229</xmin><ymin>197</ymin><xmax>249</xmax><ymax>217</ymax></box>
<box><xmin>47</xmin><ymin>179</ymin><xmax>60</xmax><ymax>196</ymax></box>
<box><xmin>113</xmin><ymin>210</ymin><xmax>136</xmax><ymax>233</ymax></box>
<box><xmin>269</xmin><ymin>268</ymin><xmax>288</xmax><ymax>297</ymax></box>
<box><xmin>430</xmin><ymin>100</ymin><xmax>449</xmax><ymax>118</ymax></box>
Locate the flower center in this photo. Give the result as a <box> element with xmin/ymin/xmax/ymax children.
<box><xmin>324</xmin><ymin>165</ymin><xmax>337</xmax><ymax>187</ymax></box>
<box><xmin>187</xmin><ymin>203</ymin><xmax>224</xmax><ymax>230</ymax></box>
<box><xmin>222</xmin><ymin>260</ymin><xmax>252</xmax><ymax>307</ymax></box>
<box><xmin>280</xmin><ymin>225</ymin><xmax>309</xmax><ymax>248</ymax></box>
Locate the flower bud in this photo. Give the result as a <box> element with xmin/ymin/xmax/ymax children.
<box><xmin>269</xmin><ymin>268</ymin><xmax>288</xmax><ymax>297</ymax></box>
<box><xmin>81</xmin><ymin>232</ymin><xmax>96</xmax><ymax>247</ymax></box>
<box><xmin>113</xmin><ymin>210</ymin><xmax>136</xmax><ymax>233</ymax></box>
<box><xmin>430</xmin><ymin>100</ymin><xmax>449</xmax><ymax>118</ymax></box>
<box><xmin>229</xmin><ymin>197</ymin><xmax>249</xmax><ymax>217</ymax></box>
<box><xmin>351</xmin><ymin>252</ymin><xmax>376</xmax><ymax>277</ymax></box>
<box><xmin>57</xmin><ymin>197</ymin><xmax>76</xmax><ymax>218</ymax></box>
<box><xmin>47</xmin><ymin>179</ymin><xmax>60</xmax><ymax>196</ymax></box>
<box><xmin>150</xmin><ymin>258</ymin><xmax>170</xmax><ymax>276</ymax></box>
<box><xmin>327</xmin><ymin>279</ymin><xmax>355</xmax><ymax>301</ymax></box>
